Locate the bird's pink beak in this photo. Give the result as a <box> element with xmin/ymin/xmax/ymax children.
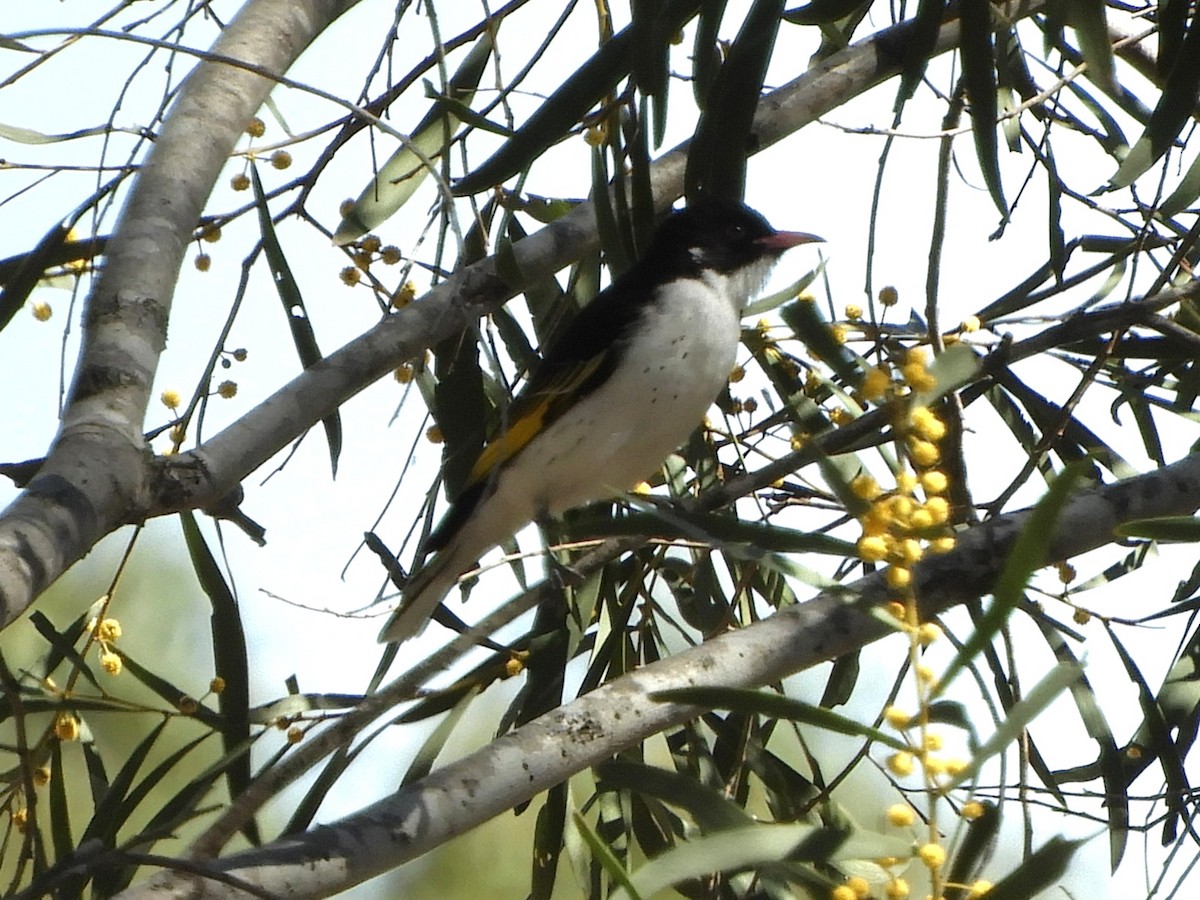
<box><xmin>757</xmin><ymin>231</ymin><xmax>824</xmax><ymax>251</ymax></box>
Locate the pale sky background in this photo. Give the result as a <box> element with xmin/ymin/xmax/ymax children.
<box><xmin>1</xmin><ymin>2</ymin><xmax>1197</xmax><ymax>897</ymax></box>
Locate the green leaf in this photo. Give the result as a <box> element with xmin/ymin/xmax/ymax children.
<box><xmin>979</xmin><ymin>836</ymin><xmax>1085</xmax><ymax>900</ymax></box>
<box><xmin>574</xmin><ymin>809</ymin><xmax>643</xmax><ymax>899</ymax></box>
<box><xmin>685</xmin><ymin>0</ymin><xmax>784</xmax><ymax>203</ymax></box>
<box><xmin>1046</xmin><ymin>146</ymin><xmax>1066</xmax><ymax>281</ymax></box>
<box><xmin>942</xmin><ymin>661</ymin><xmax>1085</xmax><ymax>789</ymax></box>
<box><xmin>572</xmin><ymin>506</ymin><xmax>854</xmax><ymax>555</ymax></box>
<box><xmin>631</xmin><ymin>0</ymin><xmax>672</xmax><ymax>147</ymax></box>
<box><xmin>1159</xmin><ymin>147</ymin><xmax>1200</xmax><ymax>218</ymax></box>
<box><xmin>946</xmin><ymin>801</ymin><xmax>999</xmax><ymax>891</ymax></box>
<box><xmin>79</xmin><ymin>719</ymin><xmax>169</xmax><ymax>848</ymax></box>
<box><xmin>608</xmin><ymin>821</ymin><xmax>908</xmax><ymax>900</ymax></box>
<box><xmin>114</xmin><ymin>649</ymin><xmax>218</xmax><ymax>727</ymax></box>
<box><xmin>913</xmin><ymin>343</ymin><xmax>982</xmax><ymax>406</ymax></box>
<box><xmin>1108</xmin><ymin>10</ymin><xmax>1200</xmax><ymax>189</ymax></box>
<box><xmin>29</xmin><ymin>611</ymin><xmax>102</xmax><ymax>693</ymax></box>
<box><xmin>1065</xmin><ymin>0</ymin><xmax>1114</xmax><ymax>91</ymax></box>
<box><xmin>934</xmin><ymin>462</ymin><xmax>1085</xmax><ymax>697</ymax></box>
<box><xmin>402</xmin><ymin>685</ymin><xmax>481</xmax><ymax>784</ymax></box>
<box><xmin>334</xmin><ymin>33</ymin><xmax>494</xmax><ymax>242</ymax></box>
<box><xmin>433</xmin><ymin>328</ymin><xmax>488</xmax><ymax>501</ymax></box>
<box><xmin>0</xmin><ymin>35</ymin><xmax>35</xmax><ymax>52</ymax></box>
<box><xmin>960</xmin><ymin>0</ymin><xmax>1007</xmax><ymax>215</ymax></box>
<box><xmin>691</xmin><ymin>0</ymin><xmax>729</xmax><ymax>108</ymax></box>
<box><xmin>1116</xmin><ymin>515</ymin><xmax>1200</xmax><ymax>542</ymax></box>
<box><xmin>1158</xmin><ymin>0</ymin><xmax>1189</xmax><ymax>77</ymax></box>
<box><xmin>180</xmin><ymin>510</ymin><xmax>258</xmax><ymax>845</ymax></box>
<box><xmin>454</xmin><ymin>2</ymin><xmax>701</xmax><ymax>195</ymax></box>
<box><xmin>92</xmin><ymin>730</ymin><xmax>217</xmax><ymax>895</ymax></box>
<box><xmin>780</xmin><ymin>298</ymin><xmax>859</xmax><ymax>387</ymax></box>
<box><xmin>1103</xmin><ymin>622</ymin><xmax>1187</xmax><ymax>851</ymax></box>
<box><xmin>531</xmin><ymin>783</ymin><xmax>568</xmax><ymax>900</ymax></box>
<box><xmin>783</xmin><ymin>0</ymin><xmax>869</xmax><ymax>25</ymax></box>
<box><xmin>251</xmin><ymin>164</ymin><xmax>342</xmax><ymax>476</ymax></box>
<box><xmin>0</xmin><ymin>121</ymin><xmax>113</xmax><ymax>143</ymax></box>
<box><xmin>894</xmin><ymin>0</ymin><xmax>947</xmax><ymax>108</ymax></box>
<box><xmin>651</xmin><ymin>686</ymin><xmax>909</xmax><ymax>750</ymax></box>
<box><xmin>48</xmin><ymin>741</ymin><xmax>72</xmax><ymax>864</ymax></box>
<box><xmin>599</xmin><ymin>759</ymin><xmax>752</xmax><ymax>831</ymax></box>
<box><xmin>0</xmin><ymin>223</ymin><xmax>70</xmax><ymax>336</ymax></box>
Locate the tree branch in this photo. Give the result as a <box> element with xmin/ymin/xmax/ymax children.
<box><xmin>118</xmin><ymin>450</ymin><xmax>1200</xmax><ymax>899</ymax></box>
<box><xmin>150</xmin><ymin>0</ymin><xmax>1044</xmax><ymax>513</ymax></box>
<box><xmin>0</xmin><ymin>0</ymin><xmax>363</xmax><ymax>628</ymax></box>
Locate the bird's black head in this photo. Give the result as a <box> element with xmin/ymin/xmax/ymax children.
<box><xmin>650</xmin><ymin>198</ymin><xmax>821</xmax><ymax>276</ymax></box>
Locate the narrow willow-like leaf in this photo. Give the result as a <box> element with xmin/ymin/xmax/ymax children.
<box><xmin>572</xmin><ymin>507</ymin><xmax>854</xmax><ymax>555</ymax></box>
<box><xmin>180</xmin><ymin>510</ymin><xmax>257</xmax><ymax>844</ymax></box>
<box><xmin>599</xmin><ymin>759</ymin><xmax>752</xmax><ymax>831</ymax></box>
<box><xmin>402</xmin><ymin>685</ymin><xmax>481</xmax><ymax>785</ymax></box>
<box><xmin>29</xmin><ymin>612</ymin><xmax>102</xmax><ymax>694</ymax></box>
<box><xmin>933</xmin><ymin>462</ymin><xmax>1084</xmax><ymax>697</ymax></box>
<box><xmin>114</xmin><ymin>650</ymin><xmax>218</xmax><ymax>728</ymax></box>
<box><xmin>1159</xmin><ymin>148</ymin><xmax>1200</xmax><ymax>217</ymax></box>
<box><xmin>1104</xmin><ymin>623</ymin><xmax>1189</xmax><ymax>849</ymax></box>
<box><xmin>608</xmin><ymin>821</ymin><xmax>908</xmax><ymax>900</ymax></box>
<box><xmin>780</xmin><ymin>298</ymin><xmax>859</xmax><ymax>386</ymax></box>
<box><xmin>960</xmin><ymin>0</ymin><xmax>1007</xmax><ymax>214</ymax></box>
<box><xmin>913</xmin><ymin>343</ymin><xmax>981</xmax><ymax>406</ymax></box>
<box><xmin>1116</xmin><ymin>515</ymin><xmax>1200</xmax><ymax>542</ymax></box>
<box><xmin>1046</xmin><ymin>147</ymin><xmax>1066</xmax><ymax>281</ymax></box>
<box><xmin>1035</xmin><ymin>625</ymin><xmax>1128</xmax><ymax>868</ymax></box>
<box><xmin>78</xmin><ymin>719</ymin><xmax>169</xmax><ymax>848</ymax></box>
<box><xmin>652</xmin><ymin>686</ymin><xmax>908</xmax><ymax>750</ymax></box>
<box><xmin>251</xmin><ymin>164</ymin><xmax>342</xmax><ymax>476</ymax></box>
<box><xmin>434</xmin><ymin>328</ymin><xmax>487</xmax><ymax>501</ymax></box>
<box><xmin>691</xmin><ymin>0</ymin><xmax>729</xmax><ymax>107</ymax></box>
<box><xmin>574</xmin><ymin>810</ymin><xmax>643</xmax><ymax>900</ymax></box>
<box><xmin>1108</xmin><ymin>11</ymin><xmax>1200</xmax><ymax>189</ymax></box>
<box><xmin>95</xmin><ymin>730</ymin><xmax>220</xmax><ymax>895</ymax></box>
<box><xmin>946</xmin><ymin>801</ymin><xmax>999</xmax><ymax>895</ymax></box>
<box><xmin>0</xmin><ymin>122</ymin><xmax>114</xmax><ymax>144</ymax></box>
<box><xmin>454</xmin><ymin>2</ymin><xmax>701</xmax><ymax>195</ymax></box>
<box><xmin>1066</xmin><ymin>0</ymin><xmax>1114</xmax><ymax>90</ymax></box>
<box><xmin>979</xmin><ymin>836</ymin><xmax>1085</xmax><ymax>900</ymax></box>
<box><xmin>531</xmin><ymin>783</ymin><xmax>568</xmax><ymax>900</ymax></box>
<box><xmin>48</xmin><ymin>741</ymin><xmax>71</xmax><ymax>864</ymax></box>
<box><xmin>334</xmin><ymin>33</ymin><xmax>494</xmax><ymax>242</ymax></box>
<box><xmin>685</xmin><ymin>0</ymin><xmax>783</xmax><ymax>202</ymax></box>
<box><xmin>0</xmin><ymin>223</ymin><xmax>69</xmax><ymax>336</ymax></box>
<box><xmin>1158</xmin><ymin>0</ymin><xmax>1189</xmax><ymax>76</ymax></box>
<box><xmin>942</xmin><ymin>661</ymin><xmax>1084</xmax><ymax>789</ymax></box>
<box><xmin>894</xmin><ymin>0</ymin><xmax>947</xmax><ymax>108</ymax></box>
<box><xmin>783</xmin><ymin>0</ymin><xmax>869</xmax><ymax>25</ymax></box>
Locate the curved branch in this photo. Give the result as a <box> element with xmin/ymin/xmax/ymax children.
<box><xmin>152</xmin><ymin>0</ymin><xmax>1044</xmax><ymax>513</ymax></box>
<box><xmin>0</xmin><ymin>0</ymin><xmax>362</xmax><ymax>628</ymax></box>
<box><xmin>0</xmin><ymin>0</ymin><xmax>1048</xmax><ymax>628</ymax></box>
<box><xmin>119</xmin><ymin>451</ymin><xmax>1200</xmax><ymax>899</ymax></box>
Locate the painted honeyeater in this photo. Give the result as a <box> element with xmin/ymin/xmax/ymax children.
<box><xmin>379</xmin><ymin>197</ymin><xmax>821</xmax><ymax>643</ymax></box>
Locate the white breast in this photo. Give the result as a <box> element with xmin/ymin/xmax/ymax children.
<box><xmin>499</xmin><ymin>276</ymin><xmax>743</xmax><ymax>517</ymax></box>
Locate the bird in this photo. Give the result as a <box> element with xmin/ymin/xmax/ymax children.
<box><xmin>379</xmin><ymin>197</ymin><xmax>821</xmax><ymax>644</ymax></box>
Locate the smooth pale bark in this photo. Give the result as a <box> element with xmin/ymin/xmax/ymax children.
<box><xmin>119</xmin><ymin>453</ymin><xmax>1200</xmax><ymax>899</ymax></box>
<box><xmin>0</xmin><ymin>0</ymin><xmax>363</xmax><ymax>626</ymax></box>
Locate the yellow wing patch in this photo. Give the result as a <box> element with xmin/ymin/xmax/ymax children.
<box><xmin>468</xmin><ymin>394</ymin><xmax>552</xmax><ymax>483</ymax></box>
<box><xmin>467</xmin><ymin>354</ymin><xmax>606</xmax><ymax>485</ymax></box>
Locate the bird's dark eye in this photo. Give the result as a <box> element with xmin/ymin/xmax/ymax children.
<box><xmin>728</xmin><ymin>223</ymin><xmax>746</xmax><ymax>239</ymax></box>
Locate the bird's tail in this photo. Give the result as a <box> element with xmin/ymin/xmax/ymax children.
<box><xmin>376</xmin><ymin>543</ymin><xmax>472</xmax><ymax>644</ymax></box>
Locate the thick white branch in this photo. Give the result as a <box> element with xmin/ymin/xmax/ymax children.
<box><xmin>153</xmin><ymin>0</ymin><xmax>1014</xmax><ymax>510</ymax></box>
<box><xmin>0</xmin><ymin>0</ymin><xmax>362</xmax><ymax>627</ymax></box>
<box><xmin>118</xmin><ymin>453</ymin><xmax>1200</xmax><ymax>899</ymax></box>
